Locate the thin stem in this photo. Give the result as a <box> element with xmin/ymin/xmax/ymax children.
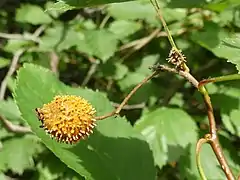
<box><xmin>199</xmin><ymin>74</ymin><xmax>240</xmax><ymax>87</ymax></box>
<box><xmin>157</xmin><ymin>64</ymin><xmax>236</xmax><ymax>180</ymax></box>
<box><xmin>121</xmin><ymin>29</ymin><xmax>160</xmax><ymax>61</ymax></box>
<box><xmin>99</xmin><ymin>14</ymin><xmax>110</xmax><ymax>29</ymax></box>
<box><xmin>198</xmin><ymin>84</ymin><xmax>235</xmax><ymax>179</ymax></box>
<box><xmin>150</xmin><ymin>0</ymin><xmax>189</xmax><ymax>72</ymax></box>
<box><xmin>112</xmin><ymin>102</ymin><xmax>145</xmax><ymax>110</ymax></box>
<box><xmin>115</xmin><ymin>71</ymin><xmax>158</xmax><ymax>114</ymax></box>
<box><xmin>196</xmin><ymin>138</ymin><xmax>209</xmax><ymax>180</ymax></box>
<box><xmin>82</xmin><ymin>61</ymin><xmax>99</xmax><ymax>86</ymax></box>
<box><xmin>0</xmin><ymin>49</ymin><xmax>25</xmax><ymax>99</ymax></box>
<box><xmin>199</xmin><ymin>86</ymin><xmax>217</xmax><ymax>135</ymax></box>
<box><xmin>150</xmin><ymin>0</ymin><xmax>177</xmax><ymax>49</ymax></box>
<box><xmin>49</xmin><ymin>51</ymin><xmax>59</xmax><ymax>75</ymax></box>
<box><xmin>95</xmin><ymin>70</ymin><xmax>158</xmax><ymax>120</ymax></box>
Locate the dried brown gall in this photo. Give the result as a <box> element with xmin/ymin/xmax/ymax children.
<box><xmin>35</xmin><ymin>95</ymin><xmax>97</xmax><ymax>144</ymax></box>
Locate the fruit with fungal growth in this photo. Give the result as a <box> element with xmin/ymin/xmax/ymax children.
<box><xmin>35</xmin><ymin>95</ymin><xmax>97</xmax><ymax>144</ymax></box>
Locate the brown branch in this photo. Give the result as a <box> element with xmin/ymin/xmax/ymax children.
<box><xmin>82</xmin><ymin>60</ymin><xmax>99</xmax><ymax>86</ymax></box>
<box><xmin>0</xmin><ymin>116</ymin><xmax>31</xmax><ymax>133</ymax></box>
<box><xmin>95</xmin><ymin>71</ymin><xmax>158</xmax><ymax>120</ymax></box>
<box><xmin>0</xmin><ymin>26</ymin><xmax>45</xmax><ymax>134</ymax></box>
<box><xmin>49</xmin><ymin>51</ymin><xmax>59</xmax><ymax>75</ymax></box>
<box><xmin>120</xmin><ymin>29</ymin><xmax>160</xmax><ymax>61</ymax></box>
<box><xmin>152</xmin><ymin>64</ymin><xmax>198</xmax><ymax>88</ymax></box>
<box><xmin>0</xmin><ymin>49</ymin><xmax>32</xmax><ymax>134</ymax></box>
<box><xmin>196</xmin><ymin>138</ymin><xmax>209</xmax><ymax>180</ymax></box>
<box><xmin>0</xmin><ymin>49</ymin><xmax>25</xmax><ymax>99</ymax></box>
<box><xmin>157</xmin><ymin>64</ymin><xmax>235</xmax><ymax>180</ymax></box>
<box><xmin>111</xmin><ymin>102</ymin><xmax>145</xmax><ymax>110</ymax></box>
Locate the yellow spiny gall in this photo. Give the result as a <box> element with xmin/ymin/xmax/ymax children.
<box><xmin>35</xmin><ymin>95</ymin><xmax>97</xmax><ymax>144</ymax></box>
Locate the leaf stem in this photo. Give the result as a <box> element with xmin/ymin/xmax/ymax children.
<box><xmin>196</xmin><ymin>138</ymin><xmax>208</xmax><ymax>180</ymax></box>
<box><xmin>150</xmin><ymin>0</ymin><xmax>176</xmax><ymax>49</ymax></box>
<box><xmin>199</xmin><ymin>74</ymin><xmax>240</xmax><ymax>87</ymax></box>
<box><xmin>150</xmin><ymin>0</ymin><xmax>189</xmax><ymax>72</ymax></box>
<box><xmin>95</xmin><ymin>70</ymin><xmax>158</xmax><ymax>120</ymax></box>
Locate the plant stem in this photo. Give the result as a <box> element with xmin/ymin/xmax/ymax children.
<box><xmin>95</xmin><ymin>70</ymin><xmax>158</xmax><ymax>120</ymax></box>
<box><xmin>199</xmin><ymin>74</ymin><xmax>240</xmax><ymax>87</ymax></box>
<box><xmin>196</xmin><ymin>138</ymin><xmax>208</xmax><ymax>180</ymax></box>
<box><xmin>198</xmin><ymin>86</ymin><xmax>235</xmax><ymax>180</ymax></box>
<box><xmin>150</xmin><ymin>0</ymin><xmax>189</xmax><ymax>72</ymax></box>
<box><xmin>150</xmin><ymin>0</ymin><xmax>177</xmax><ymax>49</ymax></box>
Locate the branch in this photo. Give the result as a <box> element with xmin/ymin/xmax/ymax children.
<box><xmin>151</xmin><ymin>64</ymin><xmax>198</xmax><ymax>88</ymax></box>
<box><xmin>49</xmin><ymin>51</ymin><xmax>59</xmax><ymax>75</ymax></box>
<box><xmin>155</xmin><ymin>64</ymin><xmax>235</xmax><ymax>180</ymax></box>
<box><xmin>196</xmin><ymin>138</ymin><xmax>209</xmax><ymax>180</ymax></box>
<box><xmin>199</xmin><ymin>74</ymin><xmax>240</xmax><ymax>87</ymax></box>
<box><xmin>120</xmin><ymin>28</ymin><xmax>160</xmax><ymax>61</ymax></box>
<box><xmin>95</xmin><ymin>70</ymin><xmax>158</xmax><ymax>120</ymax></box>
<box><xmin>82</xmin><ymin>59</ymin><xmax>99</xmax><ymax>86</ymax></box>
<box><xmin>0</xmin><ymin>25</ymin><xmax>46</xmax><ymax>43</ymax></box>
<box><xmin>149</xmin><ymin>1</ymin><xmax>236</xmax><ymax>178</ymax></box>
<box><xmin>0</xmin><ymin>32</ymin><xmax>40</xmax><ymax>43</ymax></box>
<box><xmin>0</xmin><ymin>49</ymin><xmax>24</xmax><ymax>99</ymax></box>
<box><xmin>0</xmin><ymin>116</ymin><xmax>31</xmax><ymax>133</ymax></box>
<box><xmin>0</xmin><ymin>26</ymin><xmax>45</xmax><ymax>134</ymax></box>
<box><xmin>111</xmin><ymin>102</ymin><xmax>145</xmax><ymax>110</ymax></box>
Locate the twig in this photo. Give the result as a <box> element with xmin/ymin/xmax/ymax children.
<box><xmin>0</xmin><ymin>49</ymin><xmax>32</xmax><ymax>134</ymax></box>
<box><xmin>0</xmin><ymin>32</ymin><xmax>40</xmax><ymax>43</ymax></box>
<box><xmin>82</xmin><ymin>60</ymin><xmax>99</xmax><ymax>86</ymax></box>
<box><xmin>0</xmin><ymin>25</ymin><xmax>46</xmax><ymax>43</ymax></box>
<box><xmin>0</xmin><ymin>49</ymin><xmax>24</xmax><ymax>99</ymax></box>
<box><xmin>111</xmin><ymin>102</ymin><xmax>145</xmax><ymax>110</ymax></box>
<box><xmin>95</xmin><ymin>70</ymin><xmax>158</xmax><ymax>120</ymax></box>
<box><xmin>99</xmin><ymin>14</ymin><xmax>110</xmax><ymax>29</ymax></box>
<box><xmin>119</xmin><ymin>28</ymin><xmax>186</xmax><ymax>52</ymax></box>
<box><xmin>0</xmin><ymin>116</ymin><xmax>31</xmax><ymax>133</ymax></box>
<box><xmin>152</xmin><ymin>64</ymin><xmax>198</xmax><ymax>88</ymax></box>
<box><xmin>120</xmin><ymin>29</ymin><xmax>160</xmax><ymax>61</ymax></box>
<box><xmin>49</xmin><ymin>51</ymin><xmax>59</xmax><ymax>75</ymax></box>
<box><xmin>0</xmin><ymin>26</ymin><xmax>47</xmax><ymax>134</ymax></box>
<box><xmin>33</xmin><ymin>25</ymin><xmax>46</xmax><ymax>37</ymax></box>
<box><xmin>196</xmin><ymin>138</ymin><xmax>209</xmax><ymax>180</ymax></box>
<box><xmin>199</xmin><ymin>74</ymin><xmax>240</xmax><ymax>87</ymax></box>
<box><xmin>155</xmin><ymin>64</ymin><xmax>235</xmax><ymax>180</ymax></box>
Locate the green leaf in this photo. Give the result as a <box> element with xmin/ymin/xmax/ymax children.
<box><xmin>107</xmin><ymin>1</ymin><xmax>159</xmax><ymax>26</ymax></box>
<box><xmin>179</xmin><ymin>143</ymin><xmax>225</xmax><ymax>179</ymax></box>
<box><xmin>136</xmin><ymin>55</ymin><xmax>159</xmax><ymax>76</ymax></box>
<box><xmin>36</xmin><ymin>151</ymin><xmax>84</xmax><ymax>180</ymax></box>
<box><xmin>46</xmin><ymin>0</ymin><xmax>75</xmax><ymax>14</ymax></box>
<box><xmin>109</xmin><ymin>20</ymin><xmax>142</xmax><ymax>39</ymax></box>
<box><xmin>191</xmin><ymin>22</ymin><xmax>240</xmax><ymax>72</ymax></box>
<box><xmin>14</xmin><ymin>63</ymin><xmax>156</xmax><ymax>180</ymax></box>
<box><xmin>134</xmin><ymin>108</ymin><xmax>198</xmax><ymax>168</ymax></box>
<box><xmin>167</xmin><ymin>0</ymin><xmax>206</xmax><ymax>8</ymax></box>
<box><xmin>222</xmin><ymin>114</ymin><xmax>235</xmax><ymax>135</ymax></box>
<box><xmin>230</xmin><ymin>110</ymin><xmax>240</xmax><ymax>136</ymax></box>
<box><xmin>113</xmin><ymin>62</ymin><xmax>129</xmax><ymax>80</ymax></box>
<box><xmin>118</xmin><ymin>72</ymin><xmax>146</xmax><ymax>91</ymax></box>
<box><xmin>218</xmin><ymin>35</ymin><xmax>240</xmax><ymax>72</ymax></box>
<box><xmin>39</xmin><ymin>23</ymin><xmax>84</xmax><ymax>52</ymax></box>
<box><xmin>77</xmin><ymin>30</ymin><xmax>118</xmax><ymax>62</ymax></box>
<box><xmin>0</xmin><ymin>136</ymin><xmax>41</xmax><ymax>174</ymax></box>
<box><xmin>53</xmin><ymin>0</ymin><xmax>133</xmax><ymax>8</ymax></box>
<box><xmin>4</xmin><ymin>39</ymin><xmax>30</xmax><ymax>52</ymax></box>
<box><xmin>0</xmin><ymin>58</ymin><xmax>10</xmax><ymax>68</ymax></box>
<box><xmin>16</xmin><ymin>4</ymin><xmax>52</xmax><ymax>25</ymax></box>
<box><xmin>179</xmin><ymin>134</ymin><xmax>240</xmax><ymax>179</ymax></box>
<box><xmin>0</xmin><ymin>99</ymin><xmax>22</xmax><ymax>122</ymax></box>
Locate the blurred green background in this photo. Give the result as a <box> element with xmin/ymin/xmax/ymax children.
<box><xmin>0</xmin><ymin>0</ymin><xmax>239</xmax><ymax>179</ymax></box>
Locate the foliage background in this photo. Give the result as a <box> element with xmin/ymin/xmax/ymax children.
<box><xmin>0</xmin><ymin>0</ymin><xmax>239</xmax><ymax>179</ymax></box>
